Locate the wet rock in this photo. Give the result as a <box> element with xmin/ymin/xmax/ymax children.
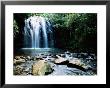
<box><xmin>29</xmin><ymin>56</ymin><xmax>35</xmax><ymax>61</ymax></box>
<box><xmin>82</xmin><ymin>64</ymin><xmax>92</xmax><ymax>70</ymax></box>
<box><xmin>67</xmin><ymin>63</ymin><xmax>86</xmax><ymax>72</ymax></box>
<box><xmin>33</xmin><ymin>57</ymin><xmax>37</xmax><ymax>61</ymax></box>
<box><xmin>20</xmin><ymin>56</ymin><xmax>26</xmax><ymax>59</ymax></box>
<box><xmin>35</xmin><ymin>55</ymin><xmax>43</xmax><ymax>60</ymax></box>
<box><xmin>81</xmin><ymin>53</ymin><xmax>88</xmax><ymax>56</ymax></box>
<box><xmin>67</xmin><ymin>59</ymin><xmax>87</xmax><ymax>71</ymax></box>
<box><xmin>40</xmin><ymin>53</ymin><xmax>45</xmax><ymax>55</ymax></box>
<box><xmin>13</xmin><ymin>65</ymin><xmax>23</xmax><ymax>75</ymax></box>
<box><xmin>15</xmin><ymin>56</ymin><xmax>21</xmax><ymax>60</ymax></box>
<box><xmin>24</xmin><ymin>68</ymin><xmax>30</xmax><ymax>72</ymax></box>
<box><xmin>69</xmin><ymin>59</ymin><xmax>81</xmax><ymax>65</ymax></box>
<box><xmin>32</xmin><ymin>60</ymin><xmax>53</xmax><ymax>75</ymax></box>
<box><xmin>48</xmin><ymin>54</ymin><xmax>52</xmax><ymax>56</ymax></box>
<box><xmin>92</xmin><ymin>68</ymin><xmax>97</xmax><ymax>74</ymax></box>
<box><xmin>13</xmin><ymin>52</ymin><xmax>96</xmax><ymax>76</ymax></box>
<box><xmin>21</xmin><ymin>55</ymin><xmax>25</xmax><ymax>58</ymax></box>
<box><xmin>60</xmin><ymin>54</ymin><xmax>65</xmax><ymax>57</ymax></box>
<box><xmin>65</xmin><ymin>51</ymin><xmax>70</xmax><ymax>54</ymax></box>
<box><xmin>87</xmin><ymin>56</ymin><xmax>94</xmax><ymax>60</ymax></box>
<box><xmin>54</xmin><ymin>55</ymin><xmax>69</xmax><ymax>65</ymax></box>
<box><xmin>79</xmin><ymin>53</ymin><xmax>88</xmax><ymax>58</ymax></box>
<box><xmin>65</xmin><ymin>51</ymin><xmax>71</xmax><ymax>58</ymax></box>
<box><xmin>25</xmin><ymin>56</ymin><xmax>34</xmax><ymax>61</ymax></box>
<box><xmin>72</xmin><ymin>53</ymin><xmax>78</xmax><ymax>58</ymax></box>
<box><xmin>52</xmin><ymin>54</ymin><xmax>58</xmax><ymax>58</ymax></box>
<box><xmin>90</xmin><ymin>54</ymin><xmax>96</xmax><ymax>59</ymax></box>
<box><xmin>27</xmin><ymin>56</ymin><xmax>31</xmax><ymax>59</ymax></box>
<box><xmin>45</xmin><ymin>56</ymin><xmax>55</xmax><ymax>62</ymax></box>
<box><xmin>65</xmin><ymin>54</ymin><xmax>71</xmax><ymax>58</ymax></box>
<box><xmin>50</xmin><ymin>63</ymin><xmax>56</xmax><ymax>68</ymax></box>
<box><xmin>14</xmin><ymin>58</ymin><xmax>25</xmax><ymax>65</ymax></box>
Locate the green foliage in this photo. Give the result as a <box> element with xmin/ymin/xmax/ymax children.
<box><xmin>13</xmin><ymin>20</ymin><xmax>19</xmax><ymax>37</ymax></box>
<box><xmin>14</xmin><ymin>13</ymin><xmax>97</xmax><ymax>53</ymax></box>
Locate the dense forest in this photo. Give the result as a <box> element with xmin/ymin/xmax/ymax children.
<box><xmin>14</xmin><ymin>13</ymin><xmax>97</xmax><ymax>54</ymax></box>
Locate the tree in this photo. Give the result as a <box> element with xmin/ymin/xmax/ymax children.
<box><xmin>13</xmin><ymin>13</ymin><xmax>97</xmax><ymax>53</ymax></box>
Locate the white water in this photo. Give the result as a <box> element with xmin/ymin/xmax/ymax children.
<box><xmin>40</xmin><ymin>17</ymin><xmax>48</xmax><ymax>48</ymax></box>
<box><xmin>24</xmin><ymin>16</ymin><xmax>49</xmax><ymax>48</ymax></box>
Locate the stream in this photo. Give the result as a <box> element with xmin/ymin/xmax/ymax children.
<box><xmin>14</xmin><ymin>48</ymin><xmax>97</xmax><ymax>76</ymax></box>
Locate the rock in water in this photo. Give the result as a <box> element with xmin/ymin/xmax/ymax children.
<box><xmin>32</xmin><ymin>60</ymin><xmax>53</xmax><ymax>75</ymax></box>
<box><xmin>13</xmin><ymin>65</ymin><xmax>23</xmax><ymax>75</ymax></box>
<box><xmin>67</xmin><ymin>59</ymin><xmax>87</xmax><ymax>71</ymax></box>
<box><xmin>26</xmin><ymin>56</ymin><xmax>31</xmax><ymax>60</ymax></box>
<box><xmin>14</xmin><ymin>57</ymin><xmax>25</xmax><ymax>65</ymax></box>
<box><xmin>54</xmin><ymin>55</ymin><xmax>69</xmax><ymax>65</ymax></box>
<box><xmin>15</xmin><ymin>56</ymin><xmax>21</xmax><ymax>60</ymax></box>
<box><xmin>69</xmin><ymin>59</ymin><xmax>81</xmax><ymax>65</ymax></box>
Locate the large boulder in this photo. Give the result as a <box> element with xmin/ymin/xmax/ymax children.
<box><xmin>54</xmin><ymin>55</ymin><xmax>69</xmax><ymax>65</ymax></box>
<box><xmin>32</xmin><ymin>60</ymin><xmax>53</xmax><ymax>75</ymax></box>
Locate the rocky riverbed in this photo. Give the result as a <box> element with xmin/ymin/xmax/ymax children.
<box><xmin>13</xmin><ymin>51</ymin><xmax>97</xmax><ymax>76</ymax></box>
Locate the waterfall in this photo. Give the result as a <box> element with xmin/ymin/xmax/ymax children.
<box><xmin>40</xmin><ymin>17</ymin><xmax>48</xmax><ymax>48</ymax></box>
<box><xmin>24</xmin><ymin>16</ymin><xmax>53</xmax><ymax>48</ymax></box>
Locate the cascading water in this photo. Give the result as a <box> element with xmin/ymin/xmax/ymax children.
<box><xmin>40</xmin><ymin>17</ymin><xmax>48</xmax><ymax>48</ymax></box>
<box><xmin>24</xmin><ymin>16</ymin><xmax>53</xmax><ymax>48</ymax></box>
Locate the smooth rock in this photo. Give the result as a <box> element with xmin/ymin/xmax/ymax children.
<box><xmin>32</xmin><ymin>60</ymin><xmax>53</xmax><ymax>75</ymax></box>
<box><xmin>54</xmin><ymin>55</ymin><xmax>69</xmax><ymax>65</ymax></box>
